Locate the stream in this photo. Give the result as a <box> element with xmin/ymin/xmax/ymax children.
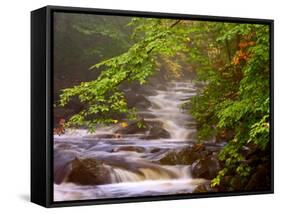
<box><xmin>54</xmin><ymin>81</ymin><xmax>212</xmax><ymax>201</ymax></box>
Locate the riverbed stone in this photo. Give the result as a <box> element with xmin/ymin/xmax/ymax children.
<box><xmin>115</xmin><ymin>120</ymin><xmax>171</xmax><ymax>139</ymax></box>
<box><xmin>159</xmin><ymin>145</ymin><xmax>207</xmax><ymax>165</ymax></box>
<box><xmin>245</xmin><ymin>163</ymin><xmax>270</xmax><ymax>191</ymax></box>
<box><xmin>191</xmin><ymin>155</ymin><xmax>220</xmax><ymax>180</ymax></box>
<box><xmin>143</xmin><ymin>126</ymin><xmax>171</xmax><ymax>139</ymax></box>
<box><xmin>67</xmin><ymin>157</ymin><xmax>111</xmax><ymax>185</ymax></box>
<box><xmin>193</xmin><ymin>182</ymin><xmax>218</xmax><ymax>193</ymax></box>
<box><xmin>150</xmin><ymin>148</ymin><xmax>161</xmax><ymax>153</ymax></box>
<box><xmin>54</xmin><ymin>151</ymin><xmax>77</xmax><ymax>184</ymax></box>
<box><xmin>125</xmin><ymin>93</ymin><xmax>151</xmax><ymax>109</ymax></box>
<box><xmin>113</xmin><ymin>146</ymin><xmax>145</xmax><ymax>153</ymax></box>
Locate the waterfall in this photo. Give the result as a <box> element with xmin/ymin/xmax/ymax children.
<box><xmin>109</xmin><ymin>164</ymin><xmax>191</xmax><ymax>183</ymax></box>
<box><xmin>145</xmin><ymin>81</ymin><xmax>197</xmax><ymax>140</ymax></box>
<box><xmin>54</xmin><ymin>81</ymin><xmax>207</xmax><ymax>201</ymax></box>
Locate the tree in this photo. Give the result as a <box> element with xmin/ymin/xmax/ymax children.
<box><xmin>58</xmin><ymin>18</ymin><xmax>190</xmax><ymax>131</ymax></box>
<box><xmin>57</xmin><ymin>17</ymin><xmax>270</xmax><ymax>188</ymax></box>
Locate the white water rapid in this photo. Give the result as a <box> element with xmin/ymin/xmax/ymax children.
<box><xmin>54</xmin><ymin>81</ymin><xmax>211</xmax><ymax>201</ymax></box>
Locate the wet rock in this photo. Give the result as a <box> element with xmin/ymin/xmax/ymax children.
<box><xmin>191</xmin><ymin>155</ymin><xmax>221</xmax><ymax>180</ymax></box>
<box><xmin>151</xmin><ymin>148</ymin><xmax>161</xmax><ymax>153</ymax></box>
<box><xmin>230</xmin><ymin>176</ymin><xmax>244</xmax><ymax>191</ymax></box>
<box><xmin>91</xmin><ymin>134</ymin><xmax>116</xmax><ymax>139</ymax></box>
<box><xmin>156</xmin><ymin>85</ymin><xmax>167</xmax><ymax>90</ymax></box>
<box><xmin>187</xmin><ymin>131</ymin><xmax>197</xmax><ymax>140</ymax></box>
<box><xmin>159</xmin><ymin>146</ymin><xmax>201</xmax><ymax>165</ymax></box>
<box><xmin>194</xmin><ymin>82</ymin><xmax>206</xmax><ymax>89</ymax></box>
<box><xmin>67</xmin><ymin>158</ymin><xmax>111</xmax><ymax>185</ymax></box>
<box><xmin>143</xmin><ymin>126</ymin><xmax>171</xmax><ymax>139</ymax></box>
<box><xmin>194</xmin><ymin>184</ymin><xmax>208</xmax><ymax>193</ymax></box>
<box><xmin>147</xmin><ymin>76</ymin><xmax>166</xmax><ymax>86</ymax></box>
<box><xmin>193</xmin><ymin>182</ymin><xmax>215</xmax><ymax>193</ymax></box>
<box><xmin>54</xmin><ymin>151</ymin><xmax>77</xmax><ymax>184</ymax></box>
<box><xmin>125</xmin><ymin>93</ymin><xmax>151</xmax><ymax>109</ymax></box>
<box><xmin>138</xmin><ymin>112</ymin><xmax>158</xmax><ymax>119</ymax></box>
<box><xmin>245</xmin><ymin>164</ymin><xmax>270</xmax><ymax>191</ymax></box>
<box><xmin>115</xmin><ymin>120</ymin><xmax>148</xmax><ymax>135</ymax></box>
<box><xmin>116</xmin><ymin>120</ymin><xmax>170</xmax><ymax>139</ymax></box>
<box><xmin>120</xmin><ymin>82</ymin><xmax>157</xmax><ymax>96</ymax></box>
<box><xmin>113</xmin><ymin>146</ymin><xmax>145</xmax><ymax>153</ymax></box>
<box><xmin>184</xmin><ymin>121</ymin><xmax>197</xmax><ymax>129</ymax></box>
<box><xmin>141</xmin><ymin>86</ymin><xmax>158</xmax><ymax>96</ymax></box>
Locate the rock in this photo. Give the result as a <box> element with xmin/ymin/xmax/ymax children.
<box><xmin>116</xmin><ymin>120</ymin><xmax>170</xmax><ymax>139</ymax></box>
<box><xmin>91</xmin><ymin>134</ymin><xmax>116</xmax><ymax>139</ymax></box>
<box><xmin>191</xmin><ymin>155</ymin><xmax>220</xmax><ymax>179</ymax></box>
<box><xmin>219</xmin><ymin>176</ymin><xmax>232</xmax><ymax>191</ymax></box>
<box><xmin>159</xmin><ymin>146</ymin><xmax>201</xmax><ymax>165</ymax></box>
<box><xmin>116</xmin><ymin>120</ymin><xmax>148</xmax><ymax>135</ymax></box>
<box><xmin>146</xmin><ymin>121</ymin><xmax>171</xmax><ymax>139</ymax></box>
<box><xmin>184</xmin><ymin>121</ymin><xmax>197</xmax><ymax>129</ymax></box>
<box><xmin>151</xmin><ymin>148</ymin><xmax>161</xmax><ymax>153</ymax></box>
<box><xmin>54</xmin><ymin>151</ymin><xmax>77</xmax><ymax>184</ymax></box>
<box><xmin>245</xmin><ymin>164</ymin><xmax>270</xmax><ymax>191</ymax></box>
<box><xmin>121</xmin><ymin>82</ymin><xmax>157</xmax><ymax>96</ymax></box>
<box><xmin>230</xmin><ymin>176</ymin><xmax>244</xmax><ymax>191</ymax></box>
<box><xmin>113</xmin><ymin>146</ymin><xmax>145</xmax><ymax>153</ymax></box>
<box><xmin>159</xmin><ymin>144</ymin><xmax>220</xmax><ymax>166</ymax></box>
<box><xmin>192</xmin><ymin>143</ymin><xmax>205</xmax><ymax>152</ymax></box>
<box><xmin>187</xmin><ymin>131</ymin><xmax>197</xmax><ymax>140</ymax></box>
<box><xmin>67</xmin><ymin>157</ymin><xmax>111</xmax><ymax>185</ymax></box>
<box><xmin>141</xmin><ymin>86</ymin><xmax>158</xmax><ymax>96</ymax></box>
<box><xmin>147</xmin><ymin>76</ymin><xmax>166</xmax><ymax>86</ymax></box>
<box><xmin>156</xmin><ymin>85</ymin><xmax>167</xmax><ymax>90</ymax></box>
<box><xmin>125</xmin><ymin>93</ymin><xmax>151</xmax><ymax>109</ymax></box>
<box><xmin>136</xmin><ymin>99</ymin><xmax>151</xmax><ymax>109</ymax></box>
<box><xmin>138</xmin><ymin>112</ymin><xmax>157</xmax><ymax>119</ymax></box>
<box><xmin>194</xmin><ymin>82</ymin><xmax>206</xmax><ymax>89</ymax></box>
<box><xmin>193</xmin><ymin>182</ymin><xmax>216</xmax><ymax>193</ymax></box>
<box><xmin>143</xmin><ymin>126</ymin><xmax>171</xmax><ymax>139</ymax></box>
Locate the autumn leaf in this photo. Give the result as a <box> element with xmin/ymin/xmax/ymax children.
<box><xmin>120</xmin><ymin>122</ymin><xmax>128</xmax><ymax>128</ymax></box>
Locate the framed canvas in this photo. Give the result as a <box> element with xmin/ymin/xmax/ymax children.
<box><xmin>31</xmin><ymin>5</ymin><xmax>274</xmax><ymax>207</ymax></box>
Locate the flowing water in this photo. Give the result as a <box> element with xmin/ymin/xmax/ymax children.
<box><xmin>54</xmin><ymin>81</ymin><xmax>211</xmax><ymax>201</ymax></box>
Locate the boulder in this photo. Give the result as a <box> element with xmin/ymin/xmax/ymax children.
<box><xmin>67</xmin><ymin>157</ymin><xmax>111</xmax><ymax>185</ymax></box>
<box><xmin>194</xmin><ymin>82</ymin><xmax>206</xmax><ymax>89</ymax></box>
<box><xmin>184</xmin><ymin>121</ymin><xmax>197</xmax><ymax>129</ymax></box>
<box><xmin>159</xmin><ymin>146</ymin><xmax>201</xmax><ymax>165</ymax></box>
<box><xmin>191</xmin><ymin>155</ymin><xmax>220</xmax><ymax>180</ymax></box>
<box><xmin>140</xmin><ymin>86</ymin><xmax>158</xmax><ymax>96</ymax></box>
<box><xmin>54</xmin><ymin>151</ymin><xmax>77</xmax><ymax>184</ymax></box>
<box><xmin>150</xmin><ymin>148</ymin><xmax>161</xmax><ymax>153</ymax></box>
<box><xmin>113</xmin><ymin>146</ymin><xmax>145</xmax><ymax>153</ymax></box>
<box><xmin>125</xmin><ymin>93</ymin><xmax>151</xmax><ymax>109</ymax></box>
<box><xmin>193</xmin><ymin>182</ymin><xmax>215</xmax><ymax>193</ymax></box>
<box><xmin>156</xmin><ymin>85</ymin><xmax>167</xmax><ymax>90</ymax></box>
<box><xmin>116</xmin><ymin>120</ymin><xmax>171</xmax><ymax>139</ymax></box>
<box><xmin>143</xmin><ymin>126</ymin><xmax>171</xmax><ymax>139</ymax></box>
<box><xmin>138</xmin><ymin>112</ymin><xmax>158</xmax><ymax>119</ymax></box>
<box><xmin>187</xmin><ymin>131</ymin><xmax>197</xmax><ymax>140</ymax></box>
<box><xmin>91</xmin><ymin>134</ymin><xmax>116</xmax><ymax>139</ymax></box>
<box><xmin>115</xmin><ymin>120</ymin><xmax>148</xmax><ymax>135</ymax></box>
<box><xmin>245</xmin><ymin>164</ymin><xmax>270</xmax><ymax>191</ymax></box>
<box><xmin>230</xmin><ymin>175</ymin><xmax>244</xmax><ymax>191</ymax></box>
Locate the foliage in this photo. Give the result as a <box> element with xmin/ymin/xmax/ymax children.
<box><xmin>186</xmin><ymin>23</ymin><xmax>270</xmax><ymax>188</ymax></box>
<box><xmin>58</xmin><ymin>18</ymin><xmax>190</xmax><ymax>131</ymax></box>
<box><xmin>57</xmin><ymin>16</ymin><xmax>270</xmax><ymax>188</ymax></box>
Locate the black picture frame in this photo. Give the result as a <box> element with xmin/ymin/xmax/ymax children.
<box><xmin>31</xmin><ymin>5</ymin><xmax>274</xmax><ymax>208</ymax></box>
